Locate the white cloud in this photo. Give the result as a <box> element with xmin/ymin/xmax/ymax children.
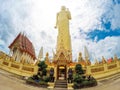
<box><xmin>111</xmin><ymin>4</ymin><xmax>120</xmax><ymax>29</ymax></box>
<box><xmin>88</xmin><ymin>36</ymin><xmax>120</xmax><ymax>60</ymax></box>
<box><xmin>71</xmin><ymin>36</ymin><xmax>120</xmax><ymax>62</ymax></box>
<box><xmin>0</xmin><ymin>39</ymin><xmax>5</xmax><ymax>46</ymax></box>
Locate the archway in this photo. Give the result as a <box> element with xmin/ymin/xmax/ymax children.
<box><xmin>57</xmin><ymin>65</ymin><xmax>67</xmax><ymax>80</ymax></box>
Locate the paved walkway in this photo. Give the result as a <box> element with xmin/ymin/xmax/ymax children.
<box><xmin>0</xmin><ymin>69</ymin><xmax>46</xmax><ymax>90</ymax></box>
<box><xmin>81</xmin><ymin>79</ymin><xmax>120</xmax><ymax>90</ymax></box>
<box><xmin>0</xmin><ymin>69</ymin><xmax>120</xmax><ymax>90</ymax></box>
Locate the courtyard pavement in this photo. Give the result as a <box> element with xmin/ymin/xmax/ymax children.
<box><xmin>0</xmin><ymin>69</ymin><xmax>120</xmax><ymax>90</ymax></box>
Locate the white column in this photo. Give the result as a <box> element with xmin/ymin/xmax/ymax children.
<box><xmin>27</xmin><ymin>54</ymin><xmax>30</xmax><ymax>63</ymax></box>
<box><xmin>21</xmin><ymin>52</ymin><xmax>25</xmax><ymax>63</ymax></box>
<box><xmin>30</xmin><ymin>56</ymin><xmax>33</xmax><ymax>64</ymax></box>
<box><xmin>9</xmin><ymin>49</ymin><xmax>12</xmax><ymax>56</ymax></box>
<box><xmin>16</xmin><ymin>50</ymin><xmax>21</xmax><ymax>62</ymax></box>
<box><xmin>27</xmin><ymin>55</ymin><xmax>29</xmax><ymax>63</ymax></box>
<box><xmin>25</xmin><ymin>53</ymin><xmax>28</xmax><ymax>63</ymax></box>
<box><xmin>16</xmin><ymin>49</ymin><xmax>19</xmax><ymax>62</ymax></box>
<box><xmin>14</xmin><ymin>49</ymin><xmax>19</xmax><ymax>61</ymax></box>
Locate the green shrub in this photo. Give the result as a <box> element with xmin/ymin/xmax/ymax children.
<box><xmin>43</xmin><ymin>76</ymin><xmax>50</xmax><ymax>82</ymax></box>
<box><xmin>26</xmin><ymin>77</ymin><xmax>39</xmax><ymax>85</ymax></box>
<box><xmin>73</xmin><ymin>74</ymin><xmax>84</xmax><ymax>83</ymax></box>
<box><xmin>73</xmin><ymin>64</ymin><xmax>97</xmax><ymax>89</ymax></box>
<box><xmin>82</xmin><ymin>79</ymin><xmax>97</xmax><ymax>87</ymax></box>
<box><xmin>27</xmin><ymin>77</ymin><xmax>35</xmax><ymax>83</ymax></box>
<box><xmin>39</xmin><ymin>81</ymin><xmax>48</xmax><ymax>87</ymax></box>
<box><xmin>38</xmin><ymin>61</ymin><xmax>47</xmax><ymax>69</ymax></box>
<box><xmin>89</xmin><ymin>79</ymin><xmax>97</xmax><ymax>86</ymax></box>
<box><xmin>37</xmin><ymin>61</ymin><xmax>48</xmax><ymax>81</ymax></box>
<box><xmin>39</xmin><ymin>81</ymin><xmax>46</xmax><ymax>85</ymax></box>
<box><xmin>73</xmin><ymin>82</ymin><xmax>80</xmax><ymax>89</ymax></box>
<box><xmin>75</xmin><ymin>64</ymin><xmax>84</xmax><ymax>75</ymax></box>
<box><xmin>82</xmin><ymin>80</ymin><xmax>89</xmax><ymax>87</ymax></box>
<box><xmin>42</xmin><ymin>69</ymin><xmax>47</xmax><ymax>76</ymax></box>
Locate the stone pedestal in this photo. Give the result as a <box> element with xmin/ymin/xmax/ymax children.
<box><xmin>67</xmin><ymin>83</ymin><xmax>74</xmax><ymax>89</ymax></box>
<box><xmin>48</xmin><ymin>82</ymin><xmax>54</xmax><ymax>89</ymax></box>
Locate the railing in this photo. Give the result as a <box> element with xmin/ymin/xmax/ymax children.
<box><xmin>107</xmin><ymin>64</ymin><xmax>117</xmax><ymax>69</ymax></box>
<box><xmin>0</xmin><ymin>52</ymin><xmax>38</xmax><ymax>77</ymax></box>
<box><xmin>86</xmin><ymin>60</ymin><xmax>120</xmax><ymax>79</ymax></box>
<box><xmin>1</xmin><ymin>51</ymin><xmax>120</xmax><ymax>79</ymax></box>
<box><xmin>91</xmin><ymin>67</ymin><xmax>104</xmax><ymax>73</ymax></box>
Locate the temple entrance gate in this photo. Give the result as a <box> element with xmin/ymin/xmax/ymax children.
<box><xmin>53</xmin><ymin>52</ymin><xmax>70</xmax><ymax>80</ymax></box>
<box><xmin>57</xmin><ymin>65</ymin><xmax>67</xmax><ymax>80</ymax></box>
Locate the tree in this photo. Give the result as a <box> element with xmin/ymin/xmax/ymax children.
<box><xmin>38</xmin><ymin>61</ymin><xmax>47</xmax><ymax>77</ymax></box>
<box><xmin>26</xmin><ymin>61</ymin><xmax>49</xmax><ymax>87</ymax></box>
<box><xmin>73</xmin><ymin>64</ymin><xmax>97</xmax><ymax>89</ymax></box>
<box><xmin>75</xmin><ymin>64</ymin><xmax>84</xmax><ymax>75</ymax></box>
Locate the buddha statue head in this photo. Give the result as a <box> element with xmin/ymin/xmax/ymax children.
<box><xmin>61</xmin><ymin>6</ymin><xmax>66</xmax><ymax>11</ymax></box>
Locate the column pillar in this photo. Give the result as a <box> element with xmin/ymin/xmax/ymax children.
<box><xmin>86</xmin><ymin>66</ymin><xmax>91</xmax><ymax>75</ymax></box>
<box><xmin>54</xmin><ymin>66</ymin><xmax>57</xmax><ymax>81</ymax></box>
<box><xmin>104</xmin><ymin>63</ymin><xmax>108</xmax><ymax>72</ymax></box>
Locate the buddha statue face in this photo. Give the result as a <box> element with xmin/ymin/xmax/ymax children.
<box><xmin>79</xmin><ymin>52</ymin><xmax>82</xmax><ymax>57</ymax></box>
<box><xmin>61</xmin><ymin>6</ymin><xmax>66</xmax><ymax>11</ymax></box>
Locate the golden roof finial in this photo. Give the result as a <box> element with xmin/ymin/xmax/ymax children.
<box><xmin>46</xmin><ymin>52</ymin><xmax>49</xmax><ymax>57</ymax></box>
<box><xmin>102</xmin><ymin>56</ymin><xmax>106</xmax><ymax>64</ymax></box>
<box><xmin>114</xmin><ymin>54</ymin><xmax>118</xmax><ymax>61</ymax></box>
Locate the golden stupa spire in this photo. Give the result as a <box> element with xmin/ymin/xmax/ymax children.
<box><xmin>84</xmin><ymin>46</ymin><xmax>91</xmax><ymax>65</ymax></box>
<box><xmin>95</xmin><ymin>58</ymin><xmax>99</xmax><ymax>65</ymax></box>
<box><xmin>114</xmin><ymin>54</ymin><xmax>118</xmax><ymax>61</ymax></box>
<box><xmin>102</xmin><ymin>56</ymin><xmax>106</xmax><ymax>64</ymax></box>
<box><xmin>78</xmin><ymin>52</ymin><xmax>83</xmax><ymax>62</ymax></box>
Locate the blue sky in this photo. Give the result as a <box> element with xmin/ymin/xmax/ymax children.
<box><xmin>87</xmin><ymin>22</ymin><xmax>120</xmax><ymax>42</ymax></box>
<box><xmin>0</xmin><ymin>0</ymin><xmax>120</xmax><ymax>62</ymax></box>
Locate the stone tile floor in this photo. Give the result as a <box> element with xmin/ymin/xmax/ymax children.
<box><xmin>0</xmin><ymin>69</ymin><xmax>120</xmax><ymax>90</ymax></box>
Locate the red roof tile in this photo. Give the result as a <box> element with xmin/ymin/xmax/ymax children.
<box><xmin>9</xmin><ymin>33</ymin><xmax>36</xmax><ymax>59</ymax></box>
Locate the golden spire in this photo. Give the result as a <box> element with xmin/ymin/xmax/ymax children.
<box><xmin>78</xmin><ymin>52</ymin><xmax>83</xmax><ymax>62</ymax></box>
<box><xmin>46</xmin><ymin>52</ymin><xmax>49</xmax><ymax>57</ymax></box>
<box><xmin>95</xmin><ymin>58</ymin><xmax>99</xmax><ymax>65</ymax></box>
<box><xmin>114</xmin><ymin>54</ymin><xmax>118</xmax><ymax>61</ymax></box>
<box><xmin>45</xmin><ymin>52</ymin><xmax>49</xmax><ymax>63</ymax></box>
<box><xmin>102</xmin><ymin>56</ymin><xmax>106</xmax><ymax>64</ymax></box>
<box><xmin>84</xmin><ymin>46</ymin><xmax>91</xmax><ymax>65</ymax></box>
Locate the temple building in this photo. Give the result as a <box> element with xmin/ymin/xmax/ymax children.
<box><xmin>0</xmin><ymin>6</ymin><xmax>120</xmax><ymax>87</ymax></box>
<box><xmin>9</xmin><ymin>33</ymin><xmax>36</xmax><ymax>64</ymax></box>
<box><xmin>52</xmin><ymin>6</ymin><xmax>73</xmax><ymax>80</ymax></box>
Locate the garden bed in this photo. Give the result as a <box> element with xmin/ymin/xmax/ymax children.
<box><xmin>26</xmin><ymin>77</ymin><xmax>48</xmax><ymax>88</ymax></box>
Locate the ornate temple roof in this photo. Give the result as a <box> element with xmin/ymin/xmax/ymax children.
<box><xmin>9</xmin><ymin>33</ymin><xmax>36</xmax><ymax>59</ymax></box>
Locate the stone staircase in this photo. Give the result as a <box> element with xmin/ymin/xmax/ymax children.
<box><xmin>55</xmin><ymin>80</ymin><xmax>67</xmax><ymax>88</ymax></box>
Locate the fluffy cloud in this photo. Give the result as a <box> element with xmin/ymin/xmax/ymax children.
<box><xmin>0</xmin><ymin>0</ymin><xmax>120</xmax><ymax>62</ymax></box>
<box><xmin>72</xmin><ymin>36</ymin><xmax>120</xmax><ymax>62</ymax></box>
<box><xmin>89</xmin><ymin>36</ymin><xmax>120</xmax><ymax>60</ymax></box>
<box><xmin>111</xmin><ymin>4</ymin><xmax>120</xmax><ymax>29</ymax></box>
